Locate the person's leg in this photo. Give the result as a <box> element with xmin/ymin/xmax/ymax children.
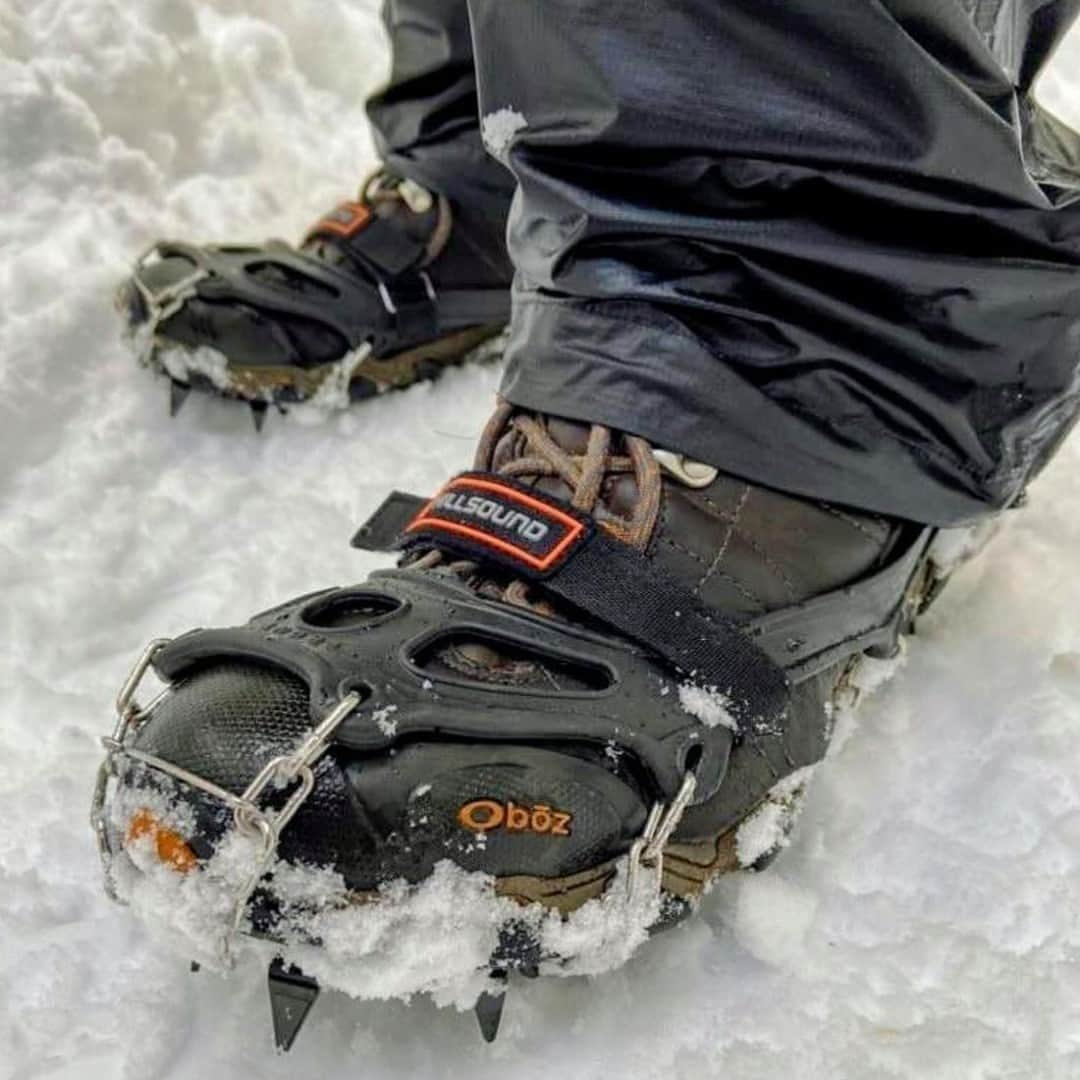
<box><xmin>367</xmin><ymin>0</ymin><xmax>515</xmax><ymax>256</ymax></box>
<box><xmin>470</xmin><ymin>0</ymin><xmax>1080</xmax><ymax>525</ymax></box>
<box><xmin>123</xmin><ymin>0</ymin><xmax>516</xmax><ymax>413</ymax></box>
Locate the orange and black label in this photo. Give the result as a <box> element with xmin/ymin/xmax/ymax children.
<box><xmin>307</xmin><ymin>200</ymin><xmax>371</xmax><ymax>240</ymax></box>
<box><xmin>405</xmin><ymin>473</ymin><xmax>591</xmax><ymax>577</ymax></box>
<box><xmin>458</xmin><ymin>799</ymin><xmax>573</xmax><ymax>837</ymax></box>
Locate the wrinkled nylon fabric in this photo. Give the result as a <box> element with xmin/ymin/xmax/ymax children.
<box><xmin>367</xmin><ymin>0</ymin><xmax>1080</xmax><ymax>525</ymax></box>
<box><xmin>366</xmin><ymin>0</ymin><xmax>516</xmax><ymax>259</ymax></box>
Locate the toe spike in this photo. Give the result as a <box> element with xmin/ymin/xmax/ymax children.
<box><xmin>169</xmin><ymin>379</ymin><xmax>191</xmax><ymax>417</ymax></box>
<box><xmin>492</xmin><ymin>920</ymin><xmax>541</xmax><ymax>979</ymax></box>
<box><xmin>268</xmin><ymin>959</ymin><xmax>320</xmax><ymax>1053</ymax></box>
<box><xmin>474</xmin><ymin>969</ymin><xmax>508</xmax><ymax>1044</ymax></box>
<box><xmin>249</xmin><ymin>400</ymin><xmax>269</xmax><ymax>433</ymax></box>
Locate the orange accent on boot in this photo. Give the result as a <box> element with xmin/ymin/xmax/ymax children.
<box><xmin>458</xmin><ymin>798</ymin><xmax>574</xmax><ymax>837</ymax></box>
<box><xmin>407</xmin><ymin>476</ymin><xmax>588</xmax><ymax>573</ymax></box>
<box><xmin>126</xmin><ymin>809</ymin><xmax>199</xmax><ymax>874</ymax></box>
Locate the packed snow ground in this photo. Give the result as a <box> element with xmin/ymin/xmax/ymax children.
<box><xmin>2</xmin><ymin>4</ymin><xmax>1080</xmax><ymax>1078</ymax></box>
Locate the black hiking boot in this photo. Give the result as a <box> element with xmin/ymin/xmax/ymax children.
<box><xmin>118</xmin><ymin>171</ymin><xmax>512</xmax><ymax>420</ymax></box>
<box><xmin>93</xmin><ymin>401</ymin><xmax>991</xmax><ymax>1042</ymax></box>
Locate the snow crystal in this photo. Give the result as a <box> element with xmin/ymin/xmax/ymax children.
<box><xmin>292</xmin><ymin>342</ymin><xmax>374</xmax><ymax>419</ymax></box>
<box><xmin>108</xmin><ymin>775</ymin><xmax>270</xmax><ymax>969</ymax></box>
<box><xmin>735</xmin><ymin>766</ymin><xmax>817</xmax><ymax>868</ymax></box>
<box><xmin>847</xmin><ymin>642</ymin><xmax>908</xmax><ymax>696</ymax></box>
<box><xmin>678</xmin><ymin>682</ymin><xmax>739</xmax><ymax>730</ymax></box>
<box><xmin>372</xmin><ymin>703</ymin><xmax>399</xmax><ymax>738</ymax></box>
<box><xmin>732</xmin><ymin>872</ymin><xmax>819</xmax><ymax>972</ymax></box>
<box><xmin>928</xmin><ymin>520</ymin><xmax>1001</xmax><ymax>577</ymax></box>
<box><xmin>158</xmin><ymin>344</ymin><xmax>236</xmax><ymax>396</ymax></box>
<box><xmin>481</xmin><ymin>107</ymin><xmax>527</xmax><ymax>162</ymax></box>
<box><xmin>537</xmin><ymin>862</ymin><xmax>661</xmax><ymax>979</ymax></box>
<box><xmin>106</xmin><ymin>772</ymin><xmax>664</xmax><ymax>1008</ymax></box>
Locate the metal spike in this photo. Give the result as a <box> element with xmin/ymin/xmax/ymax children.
<box><xmin>492</xmin><ymin>921</ymin><xmax>541</xmax><ymax>979</ymax></box>
<box><xmin>249</xmin><ymin>400</ymin><xmax>269</xmax><ymax>433</ymax></box>
<box><xmin>169</xmin><ymin>379</ymin><xmax>191</xmax><ymax>417</ymax></box>
<box><xmin>474</xmin><ymin>969</ymin><xmax>508</xmax><ymax>1044</ymax></box>
<box><xmin>268</xmin><ymin>959</ymin><xmax>320</xmax><ymax>1053</ymax></box>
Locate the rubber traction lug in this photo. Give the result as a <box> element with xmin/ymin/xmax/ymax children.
<box><xmin>169</xmin><ymin>379</ymin><xmax>191</xmax><ymax>417</ymax></box>
<box><xmin>474</xmin><ymin>969</ymin><xmax>508</xmax><ymax>1044</ymax></box>
<box><xmin>268</xmin><ymin>959</ymin><xmax>319</xmax><ymax>1052</ymax></box>
<box><xmin>250</xmin><ymin>400</ymin><xmax>269</xmax><ymax>433</ymax></box>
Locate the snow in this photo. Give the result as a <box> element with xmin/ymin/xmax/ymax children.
<box><xmin>734</xmin><ymin>766</ymin><xmax>816</xmax><ymax>869</ymax></box>
<box><xmin>678</xmin><ymin>682</ymin><xmax>739</xmax><ymax>731</ymax></box>
<box><xmin>2</xmin><ymin>4</ymin><xmax>1080</xmax><ymax>1078</ymax></box>
<box><xmin>480</xmin><ymin>107</ymin><xmax>527</xmax><ymax>163</ymax></box>
<box><xmin>107</xmin><ymin>762</ymin><xmax>664</xmax><ymax>1010</ymax></box>
<box><xmin>371</xmin><ymin>704</ymin><xmax>398</xmax><ymax>738</ymax></box>
<box><xmin>159</xmin><ymin>344</ymin><xmax>235</xmax><ymax>397</ymax></box>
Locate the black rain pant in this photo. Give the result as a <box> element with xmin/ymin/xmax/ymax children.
<box><xmin>367</xmin><ymin>0</ymin><xmax>1080</xmax><ymax>526</ymax></box>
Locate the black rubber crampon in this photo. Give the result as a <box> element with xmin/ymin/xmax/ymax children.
<box><xmin>114</xmin><ymin>470</ymin><xmax>933</xmax><ymax>891</ymax></box>
<box><xmin>104</xmin><ymin>472</ymin><xmax>935</xmax><ymax>1046</ymax></box>
<box><xmin>118</xmin><ymin>193</ymin><xmax>509</xmax><ymax>418</ymax></box>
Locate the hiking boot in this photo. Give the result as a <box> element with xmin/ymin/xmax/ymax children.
<box><xmin>118</xmin><ymin>171</ymin><xmax>512</xmax><ymax>422</ymax></box>
<box><xmin>93</xmin><ymin>401</ymin><xmax>986</xmax><ymax>1043</ymax></box>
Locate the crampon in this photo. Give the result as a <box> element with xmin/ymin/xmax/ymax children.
<box><xmin>91</xmin><ymin>407</ymin><xmax>1002</xmax><ymax>1048</ymax></box>
<box><xmin>117</xmin><ymin>172</ymin><xmax>511</xmax><ymax>428</ymax></box>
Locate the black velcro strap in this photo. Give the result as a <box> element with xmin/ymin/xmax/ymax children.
<box><xmin>381</xmin><ymin>271</ymin><xmax>438</xmax><ymax>343</ymax></box>
<box><xmin>306</xmin><ymin>204</ymin><xmax>428</xmax><ymax>279</ymax></box>
<box><xmin>551</xmin><ymin>531</ymin><xmax>790</xmax><ymax>730</ymax></box>
<box><xmin>352</xmin><ymin>491</ymin><xmax>426</xmax><ymax>552</ymax></box>
<box><xmin>402</xmin><ymin>473</ymin><xmax>595</xmax><ymax>574</ymax></box>
<box><xmin>358</xmin><ymin>474</ymin><xmax>790</xmax><ymax>731</ymax></box>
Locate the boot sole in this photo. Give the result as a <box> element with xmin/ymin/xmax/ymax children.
<box><xmin>142</xmin><ymin>323</ymin><xmax>506</xmax><ymax>406</ymax></box>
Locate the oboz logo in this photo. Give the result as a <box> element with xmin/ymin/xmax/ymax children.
<box><xmin>457</xmin><ymin>799</ymin><xmax>573</xmax><ymax>837</ymax></box>
<box><xmin>433</xmin><ymin>492</ymin><xmax>550</xmax><ymax>543</ymax></box>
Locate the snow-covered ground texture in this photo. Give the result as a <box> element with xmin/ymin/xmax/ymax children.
<box><xmin>2</xmin><ymin>3</ymin><xmax>1080</xmax><ymax>1078</ymax></box>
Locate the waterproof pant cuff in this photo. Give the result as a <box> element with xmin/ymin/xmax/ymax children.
<box><xmin>498</xmin><ymin>294</ymin><xmax>1015</xmax><ymax>527</ymax></box>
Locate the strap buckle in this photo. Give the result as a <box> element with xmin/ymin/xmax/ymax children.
<box><xmin>626</xmin><ymin>772</ymin><xmax>698</xmax><ymax>902</ymax></box>
<box><xmin>376</xmin><ymin>271</ymin><xmax>438</xmax><ymax>342</ymax></box>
